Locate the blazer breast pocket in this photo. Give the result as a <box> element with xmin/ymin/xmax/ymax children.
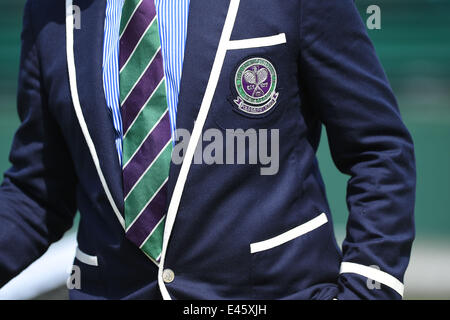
<box><xmin>212</xmin><ymin>33</ymin><xmax>292</xmax><ymax>130</ymax></box>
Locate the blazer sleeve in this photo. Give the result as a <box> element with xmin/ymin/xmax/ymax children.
<box><xmin>298</xmin><ymin>0</ymin><xmax>416</xmax><ymax>299</ymax></box>
<box><xmin>0</xmin><ymin>0</ymin><xmax>77</xmax><ymax>287</ymax></box>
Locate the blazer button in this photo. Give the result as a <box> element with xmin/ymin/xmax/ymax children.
<box><xmin>163</xmin><ymin>269</ymin><xmax>175</xmax><ymax>283</ymax></box>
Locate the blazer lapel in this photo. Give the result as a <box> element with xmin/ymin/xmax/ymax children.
<box><xmin>167</xmin><ymin>0</ymin><xmax>233</xmax><ymax>198</ymax></box>
<box><xmin>160</xmin><ymin>0</ymin><xmax>241</xmax><ymax>298</ymax></box>
<box><xmin>68</xmin><ymin>0</ymin><xmax>236</xmax><ymax>229</ymax></box>
<box><xmin>71</xmin><ymin>0</ymin><xmax>124</xmax><ymax>217</ymax></box>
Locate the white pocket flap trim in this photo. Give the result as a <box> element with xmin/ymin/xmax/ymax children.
<box><xmin>250</xmin><ymin>212</ymin><xmax>328</xmax><ymax>254</ymax></box>
<box><xmin>227</xmin><ymin>33</ymin><xmax>286</xmax><ymax>50</ymax></box>
<box><xmin>75</xmin><ymin>247</ymin><xmax>99</xmax><ymax>266</ymax></box>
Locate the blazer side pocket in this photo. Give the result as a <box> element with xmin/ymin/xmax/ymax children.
<box><xmin>71</xmin><ymin>247</ymin><xmax>106</xmax><ymax>297</ymax></box>
<box><xmin>250</xmin><ymin>212</ymin><xmax>328</xmax><ymax>254</ymax></box>
<box><xmin>75</xmin><ymin>247</ymin><xmax>99</xmax><ymax>267</ymax></box>
<box><xmin>249</xmin><ymin>212</ymin><xmax>341</xmax><ymax>299</ymax></box>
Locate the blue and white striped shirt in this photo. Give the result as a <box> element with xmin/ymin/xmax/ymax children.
<box><xmin>103</xmin><ymin>0</ymin><xmax>190</xmax><ymax>163</ymax></box>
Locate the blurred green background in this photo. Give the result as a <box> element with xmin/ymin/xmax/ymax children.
<box><xmin>0</xmin><ymin>0</ymin><xmax>449</xmax><ymax>299</ymax></box>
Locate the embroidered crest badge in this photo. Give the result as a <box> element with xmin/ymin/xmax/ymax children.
<box><xmin>233</xmin><ymin>57</ymin><xmax>279</xmax><ymax>115</ymax></box>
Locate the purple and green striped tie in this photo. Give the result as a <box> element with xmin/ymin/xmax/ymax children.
<box><xmin>120</xmin><ymin>0</ymin><xmax>172</xmax><ymax>262</ymax></box>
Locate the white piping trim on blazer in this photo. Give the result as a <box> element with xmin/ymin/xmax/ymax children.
<box><xmin>340</xmin><ymin>262</ymin><xmax>405</xmax><ymax>297</ymax></box>
<box><xmin>75</xmin><ymin>247</ymin><xmax>99</xmax><ymax>266</ymax></box>
<box><xmin>65</xmin><ymin>0</ymin><xmax>125</xmax><ymax>229</ymax></box>
<box><xmin>227</xmin><ymin>33</ymin><xmax>286</xmax><ymax>50</ymax></box>
<box><xmin>157</xmin><ymin>0</ymin><xmax>242</xmax><ymax>300</ymax></box>
<box><xmin>250</xmin><ymin>213</ymin><xmax>328</xmax><ymax>254</ymax></box>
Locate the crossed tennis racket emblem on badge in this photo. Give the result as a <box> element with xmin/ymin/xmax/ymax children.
<box><xmin>233</xmin><ymin>57</ymin><xmax>279</xmax><ymax>115</ymax></box>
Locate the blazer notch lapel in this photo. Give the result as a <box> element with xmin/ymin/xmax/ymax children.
<box><xmin>69</xmin><ymin>0</ymin><xmax>125</xmax><ymax>220</ymax></box>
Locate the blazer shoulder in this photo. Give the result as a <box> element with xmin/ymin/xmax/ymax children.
<box><xmin>23</xmin><ymin>0</ymin><xmax>67</xmax><ymax>29</ymax></box>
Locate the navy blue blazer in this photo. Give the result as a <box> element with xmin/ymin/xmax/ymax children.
<box><xmin>0</xmin><ymin>0</ymin><xmax>415</xmax><ymax>300</ymax></box>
